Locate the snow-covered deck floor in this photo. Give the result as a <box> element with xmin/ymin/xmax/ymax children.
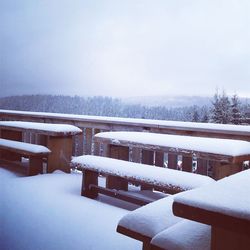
<box><xmin>0</xmin><ymin>168</ymin><xmax>141</xmax><ymax>250</ymax></box>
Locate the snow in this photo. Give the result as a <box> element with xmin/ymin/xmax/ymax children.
<box><xmin>0</xmin><ymin>121</ymin><xmax>82</xmax><ymax>135</ymax></box>
<box><xmin>174</xmin><ymin>169</ymin><xmax>250</xmax><ymax>220</ymax></box>
<box><xmin>0</xmin><ymin>168</ymin><xmax>141</xmax><ymax>250</ymax></box>
<box><xmin>71</xmin><ymin>155</ymin><xmax>215</xmax><ymax>191</ymax></box>
<box><xmin>1</xmin><ymin>109</ymin><xmax>250</xmax><ymax>134</ymax></box>
<box><xmin>151</xmin><ymin>220</ymin><xmax>211</xmax><ymax>250</ymax></box>
<box><xmin>95</xmin><ymin>131</ymin><xmax>250</xmax><ymax>157</ymax></box>
<box><xmin>0</xmin><ymin>138</ymin><xmax>51</xmax><ymax>154</ymax></box>
<box><xmin>118</xmin><ymin>195</ymin><xmax>182</xmax><ymax>238</ymax></box>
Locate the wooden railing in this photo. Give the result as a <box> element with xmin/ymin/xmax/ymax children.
<box><xmin>1</xmin><ymin>109</ymin><xmax>250</xmax><ymax>177</ymax></box>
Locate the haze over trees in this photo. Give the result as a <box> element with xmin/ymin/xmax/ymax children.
<box><xmin>0</xmin><ymin>92</ymin><xmax>249</xmax><ymax>124</ymax></box>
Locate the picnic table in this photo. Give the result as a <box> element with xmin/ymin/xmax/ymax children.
<box><xmin>173</xmin><ymin>169</ymin><xmax>250</xmax><ymax>250</ymax></box>
<box><xmin>0</xmin><ymin>121</ymin><xmax>82</xmax><ymax>173</ymax></box>
<box><xmin>94</xmin><ymin>131</ymin><xmax>250</xmax><ymax>180</ymax></box>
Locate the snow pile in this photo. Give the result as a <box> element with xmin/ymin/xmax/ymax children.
<box><xmin>0</xmin><ymin>168</ymin><xmax>141</xmax><ymax>250</ymax></box>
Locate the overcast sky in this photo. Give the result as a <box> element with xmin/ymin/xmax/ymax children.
<box><xmin>1</xmin><ymin>0</ymin><xmax>249</xmax><ymax>98</ymax></box>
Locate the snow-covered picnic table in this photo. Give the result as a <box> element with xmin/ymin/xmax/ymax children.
<box><xmin>173</xmin><ymin>169</ymin><xmax>250</xmax><ymax>250</ymax></box>
<box><xmin>94</xmin><ymin>131</ymin><xmax>250</xmax><ymax>180</ymax></box>
<box><xmin>0</xmin><ymin>121</ymin><xmax>82</xmax><ymax>173</ymax></box>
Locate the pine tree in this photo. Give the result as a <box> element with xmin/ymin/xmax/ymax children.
<box><xmin>220</xmin><ymin>91</ymin><xmax>231</xmax><ymax>124</ymax></box>
<box><xmin>191</xmin><ymin>106</ymin><xmax>200</xmax><ymax>122</ymax></box>
<box><xmin>211</xmin><ymin>91</ymin><xmax>222</xmax><ymax>123</ymax></box>
<box><xmin>231</xmin><ymin>94</ymin><xmax>242</xmax><ymax>124</ymax></box>
<box><xmin>211</xmin><ymin>90</ymin><xmax>231</xmax><ymax>124</ymax></box>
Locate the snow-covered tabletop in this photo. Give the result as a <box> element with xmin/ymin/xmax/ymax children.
<box><xmin>173</xmin><ymin>169</ymin><xmax>250</xmax><ymax>234</ymax></box>
<box><xmin>95</xmin><ymin>131</ymin><xmax>250</xmax><ymax>159</ymax></box>
<box><xmin>0</xmin><ymin>121</ymin><xmax>82</xmax><ymax>136</ymax></box>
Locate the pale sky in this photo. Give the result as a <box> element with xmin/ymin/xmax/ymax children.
<box><xmin>1</xmin><ymin>0</ymin><xmax>250</xmax><ymax>98</ymax></box>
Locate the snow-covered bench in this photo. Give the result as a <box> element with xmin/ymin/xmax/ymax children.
<box><xmin>150</xmin><ymin>220</ymin><xmax>211</xmax><ymax>250</ymax></box>
<box><xmin>71</xmin><ymin>155</ymin><xmax>215</xmax><ymax>205</ymax></box>
<box><xmin>0</xmin><ymin>138</ymin><xmax>51</xmax><ymax>176</ymax></box>
<box><xmin>116</xmin><ymin>195</ymin><xmax>211</xmax><ymax>250</ymax></box>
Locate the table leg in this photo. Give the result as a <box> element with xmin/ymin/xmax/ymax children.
<box><xmin>47</xmin><ymin>136</ymin><xmax>73</xmax><ymax>173</ymax></box>
<box><xmin>106</xmin><ymin>145</ymin><xmax>129</xmax><ymax>191</ymax></box>
<box><xmin>212</xmin><ymin>161</ymin><xmax>242</xmax><ymax>180</ymax></box>
<box><xmin>211</xmin><ymin>227</ymin><xmax>250</xmax><ymax>250</ymax></box>
<box><xmin>0</xmin><ymin>129</ymin><xmax>22</xmax><ymax>161</ymax></box>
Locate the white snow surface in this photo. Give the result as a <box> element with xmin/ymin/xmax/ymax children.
<box><xmin>1</xmin><ymin>109</ymin><xmax>250</xmax><ymax>134</ymax></box>
<box><xmin>95</xmin><ymin>131</ymin><xmax>250</xmax><ymax>157</ymax></box>
<box><xmin>0</xmin><ymin>121</ymin><xmax>82</xmax><ymax>135</ymax></box>
<box><xmin>174</xmin><ymin>169</ymin><xmax>250</xmax><ymax>220</ymax></box>
<box><xmin>0</xmin><ymin>139</ymin><xmax>51</xmax><ymax>154</ymax></box>
<box><xmin>118</xmin><ymin>195</ymin><xmax>182</xmax><ymax>238</ymax></box>
<box><xmin>72</xmin><ymin>155</ymin><xmax>215</xmax><ymax>191</ymax></box>
<box><xmin>0</xmin><ymin>168</ymin><xmax>141</xmax><ymax>250</ymax></box>
<box><xmin>151</xmin><ymin>220</ymin><xmax>211</xmax><ymax>250</ymax></box>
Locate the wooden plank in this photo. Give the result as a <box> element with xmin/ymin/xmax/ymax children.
<box><xmin>182</xmin><ymin>156</ymin><xmax>193</xmax><ymax>172</ymax></box>
<box><xmin>73</xmin><ymin>133</ymin><xmax>84</xmax><ymax>156</ymax></box>
<box><xmin>84</xmin><ymin>128</ymin><xmax>92</xmax><ymax>155</ymax></box>
<box><xmin>155</xmin><ymin>151</ymin><xmax>164</xmax><ymax>167</ymax></box>
<box><xmin>141</xmin><ymin>149</ymin><xmax>154</xmax><ymax>190</ymax></box>
<box><xmin>90</xmin><ymin>185</ymin><xmax>152</xmax><ymax>206</ymax></box>
<box><xmin>131</xmin><ymin>147</ymin><xmax>141</xmax><ymax>163</ymax></box>
<box><xmin>93</xmin><ymin>128</ymin><xmax>101</xmax><ymax>155</ymax></box>
<box><xmin>106</xmin><ymin>145</ymin><xmax>129</xmax><ymax>190</ymax></box>
<box><xmin>141</xmin><ymin>149</ymin><xmax>154</xmax><ymax>165</ymax></box>
<box><xmin>197</xmin><ymin>158</ymin><xmax>208</xmax><ymax>175</ymax></box>
<box><xmin>167</xmin><ymin>153</ymin><xmax>178</xmax><ymax>169</ymax></box>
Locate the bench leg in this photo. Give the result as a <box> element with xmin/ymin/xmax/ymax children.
<box><xmin>142</xmin><ymin>240</ymin><xmax>151</xmax><ymax>250</ymax></box>
<box><xmin>29</xmin><ymin>156</ymin><xmax>43</xmax><ymax>176</ymax></box>
<box><xmin>82</xmin><ymin>170</ymin><xmax>98</xmax><ymax>198</ymax></box>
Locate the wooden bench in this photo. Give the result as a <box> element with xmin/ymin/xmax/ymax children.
<box><xmin>149</xmin><ymin>220</ymin><xmax>211</xmax><ymax>250</ymax></box>
<box><xmin>0</xmin><ymin>138</ymin><xmax>51</xmax><ymax>176</ymax></box>
<box><xmin>116</xmin><ymin>194</ymin><xmax>211</xmax><ymax>250</ymax></box>
<box><xmin>71</xmin><ymin>155</ymin><xmax>215</xmax><ymax>205</ymax></box>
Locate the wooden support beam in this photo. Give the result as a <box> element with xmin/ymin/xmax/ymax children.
<box><xmin>182</xmin><ymin>156</ymin><xmax>193</xmax><ymax>172</ymax></box>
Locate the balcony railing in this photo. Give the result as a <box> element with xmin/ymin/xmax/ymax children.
<box><xmin>1</xmin><ymin>109</ymin><xmax>250</xmax><ymax>177</ymax></box>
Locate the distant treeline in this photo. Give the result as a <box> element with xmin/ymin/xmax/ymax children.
<box><xmin>0</xmin><ymin>94</ymin><xmax>249</xmax><ymax>124</ymax></box>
